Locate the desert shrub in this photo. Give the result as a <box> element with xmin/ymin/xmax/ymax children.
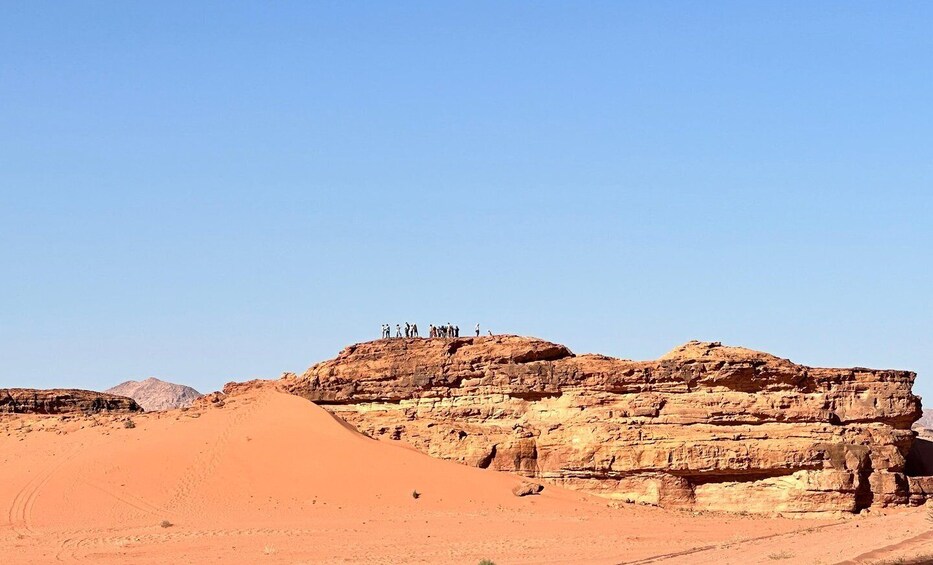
<box><xmin>768</xmin><ymin>551</ymin><xmax>793</xmax><ymax>560</ymax></box>
<box><xmin>479</xmin><ymin>560</ymin><xmax>496</xmax><ymax>565</ymax></box>
<box><xmin>411</xmin><ymin>490</ymin><xmax>421</xmax><ymax>499</ymax></box>
<box><xmin>872</xmin><ymin>555</ymin><xmax>933</xmax><ymax>565</ymax></box>
<box><xmin>159</xmin><ymin>520</ymin><xmax>173</xmax><ymax>528</ymax></box>
<box><xmin>123</xmin><ymin>419</ymin><xmax>136</xmax><ymax>429</ymax></box>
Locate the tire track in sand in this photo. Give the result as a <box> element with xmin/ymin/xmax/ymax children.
<box><xmin>6</xmin><ymin>447</ymin><xmax>82</xmax><ymax>537</ymax></box>
<box><xmin>55</xmin><ymin>401</ymin><xmax>261</xmax><ymax>561</ymax></box>
<box><xmin>54</xmin><ymin>482</ymin><xmax>170</xmax><ymax>562</ymax></box>
<box><xmin>82</xmin><ymin>480</ymin><xmax>168</xmax><ymax>517</ymax></box>
<box><xmin>164</xmin><ymin>395</ymin><xmax>263</xmax><ymax>511</ymax></box>
<box><xmin>833</xmin><ymin>529</ymin><xmax>933</xmax><ymax>565</ymax></box>
<box><xmin>617</xmin><ymin>521</ymin><xmax>845</xmax><ymax>564</ymax></box>
<box><xmin>56</xmin><ymin>527</ymin><xmax>315</xmax><ymax>561</ymax></box>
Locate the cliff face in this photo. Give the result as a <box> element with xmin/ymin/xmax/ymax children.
<box><xmin>282</xmin><ymin>336</ymin><xmax>922</xmax><ymax>516</ymax></box>
<box><xmin>0</xmin><ymin>388</ymin><xmax>142</xmax><ymax>414</ymax></box>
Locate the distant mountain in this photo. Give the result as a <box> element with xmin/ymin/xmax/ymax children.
<box><xmin>918</xmin><ymin>409</ymin><xmax>933</xmax><ymax>428</ymax></box>
<box><xmin>915</xmin><ymin>409</ymin><xmax>933</xmax><ymax>436</ymax></box>
<box><xmin>106</xmin><ymin>377</ymin><xmax>202</xmax><ymax>411</ymax></box>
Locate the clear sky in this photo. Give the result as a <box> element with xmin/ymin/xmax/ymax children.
<box><xmin>2</xmin><ymin>2</ymin><xmax>931</xmax><ymax>401</ymax></box>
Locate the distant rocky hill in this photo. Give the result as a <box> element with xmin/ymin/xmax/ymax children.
<box><xmin>106</xmin><ymin>377</ymin><xmax>202</xmax><ymax>411</ymax></box>
<box><xmin>913</xmin><ymin>409</ymin><xmax>933</xmax><ymax>437</ymax></box>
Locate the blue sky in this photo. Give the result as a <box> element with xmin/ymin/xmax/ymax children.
<box><xmin>2</xmin><ymin>2</ymin><xmax>931</xmax><ymax>401</ymax></box>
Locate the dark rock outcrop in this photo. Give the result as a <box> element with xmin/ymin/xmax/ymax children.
<box><xmin>0</xmin><ymin>388</ymin><xmax>141</xmax><ymax>414</ymax></box>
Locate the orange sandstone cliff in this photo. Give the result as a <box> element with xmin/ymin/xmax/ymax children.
<box><xmin>280</xmin><ymin>336</ymin><xmax>922</xmax><ymax>516</ymax></box>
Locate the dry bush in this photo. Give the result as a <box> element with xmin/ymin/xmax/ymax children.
<box><xmin>871</xmin><ymin>555</ymin><xmax>933</xmax><ymax>565</ymax></box>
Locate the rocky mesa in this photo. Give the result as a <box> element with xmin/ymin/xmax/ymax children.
<box><xmin>281</xmin><ymin>336</ymin><xmax>924</xmax><ymax>516</ymax></box>
<box><xmin>0</xmin><ymin>388</ymin><xmax>141</xmax><ymax>414</ymax></box>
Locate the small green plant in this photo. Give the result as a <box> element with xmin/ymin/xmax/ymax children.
<box><xmin>768</xmin><ymin>551</ymin><xmax>793</xmax><ymax>561</ymax></box>
<box><xmin>123</xmin><ymin>419</ymin><xmax>136</xmax><ymax>429</ymax></box>
<box><xmin>159</xmin><ymin>520</ymin><xmax>173</xmax><ymax>528</ymax></box>
<box><xmin>411</xmin><ymin>490</ymin><xmax>421</xmax><ymax>499</ymax></box>
<box><xmin>479</xmin><ymin>560</ymin><xmax>496</xmax><ymax>565</ymax></box>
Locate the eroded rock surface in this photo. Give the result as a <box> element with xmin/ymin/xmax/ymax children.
<box><xmin>0</xmin><ymin>388</ymin><xmax>141</xmax><ymax>414</ymax></box>
<box><xmin>281</xmin><ymin>336</ymin><xmax>922</xmax><ymax>516</ymax></box>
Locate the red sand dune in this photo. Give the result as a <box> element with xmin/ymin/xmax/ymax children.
<box><xmin>1</xmin><ymin>389</ymin><xmax>932</xmax><ymax>564</ymax></box>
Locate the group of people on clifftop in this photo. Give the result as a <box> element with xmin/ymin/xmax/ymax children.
<box><xmin>381</xmin><ymin>323</ymin><xmax>418</xmax><ymax>338</ymax></box>
<box><xmin>380</xmin><ymin>322</ymin><xmax>482</xmax><ymax>340</ymax></box>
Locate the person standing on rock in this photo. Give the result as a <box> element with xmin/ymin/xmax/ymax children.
<box><xmin>396</xmin><ymin>324</ymin><xmax>401</xmax><ymax>338</ymax></box>
<box><xmin>454</xmin><ymin>325</ymin><xmax>459</xmax><ymax>338</ymax></box>
<box><xmin>404</xmin><ymin>322</ymin><xmax>410</xmax><ymax>338</ymax></box>
<box><xmin>475</xmin><ymin>323</ymin><xmax>480</xmax><ymax>337</ymax></box>
<box><xmin>412</xmin><ymin>323</ymin><xmax>418</xmax><ymax>338</ymax></box>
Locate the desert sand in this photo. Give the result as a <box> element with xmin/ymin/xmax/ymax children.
<box><xmin>2</xmin><ymin>389</ymin><xmax>932</xmax><ymax>564</ymax></box>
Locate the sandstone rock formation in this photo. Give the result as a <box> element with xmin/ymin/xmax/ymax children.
<box><xmin>0</xmin><ymin>388</ymin><xmax>141</xmax><ymax>414</ymax></box>
<box><xmin>281</xmin><ymin>336</ymin><xmax>923</xmax><ymax>516</ymax></box>
<box><xmin>106</xmin><ymin>377</ymin><xmax>202</xmax><ymax>411</ymax></box>
<box><xmin>512</xmin><ymin>481</ymin><xmax>544</xmax><ymax>497</ymax></box>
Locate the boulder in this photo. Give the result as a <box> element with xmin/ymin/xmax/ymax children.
<box><xmin>512</xmin><ymin>481</ymin><xmax>544</xmax><ymax>497</ymax></box>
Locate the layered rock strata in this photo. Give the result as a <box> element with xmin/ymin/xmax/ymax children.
<box><xmin>282</xmin><ymin>336</ymin><xmax>922</xmax><ymax>516</ymax></box>
<box><xmin>0</xmin><ymin>388</ymin><xmax>142</xmax><ymax>414</ymax></box>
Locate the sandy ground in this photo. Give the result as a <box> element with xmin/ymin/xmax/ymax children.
<box><xmin>1</xmin><ymin>389</ymin><xmax>931</xmax><ymax>564</ymax></box>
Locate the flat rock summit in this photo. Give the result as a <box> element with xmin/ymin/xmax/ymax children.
<box><xmin>279</xmin><ymin>335</ymin><xmax>925</xmax><ymax>516</ymax></box>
